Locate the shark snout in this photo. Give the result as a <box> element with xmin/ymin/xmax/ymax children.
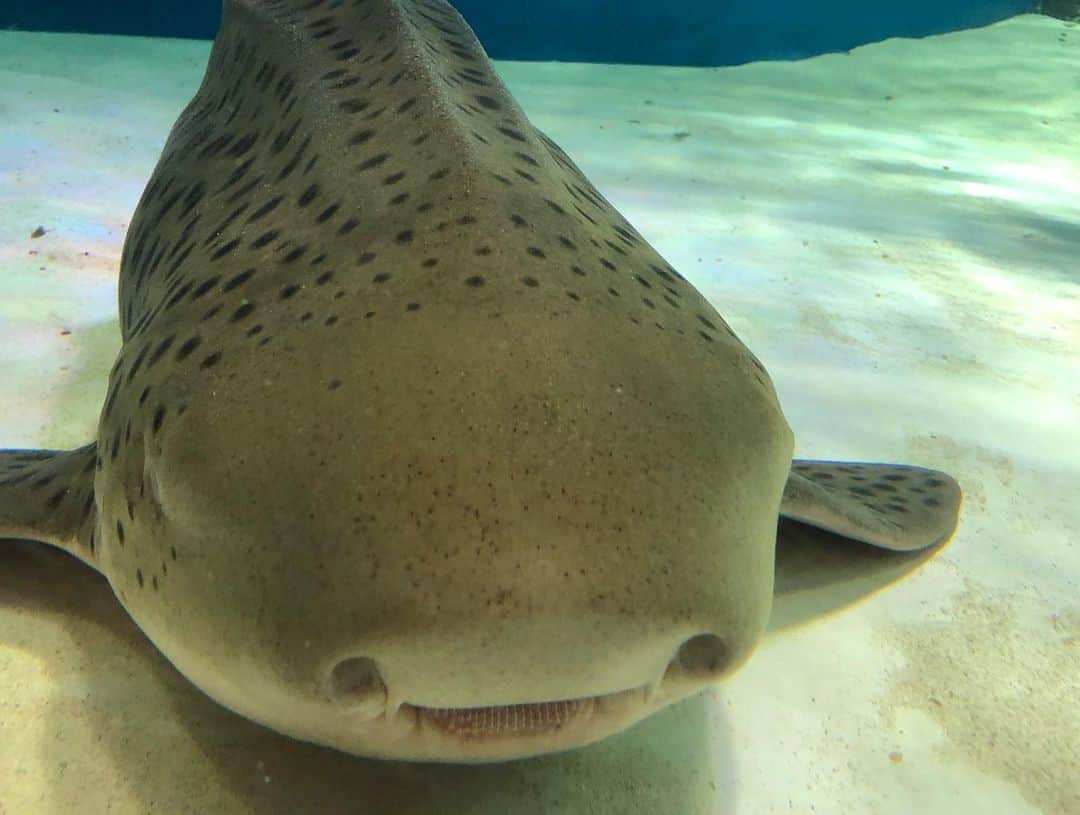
<box><xmin>322</xmin><ymin>625</ymin><xmax>745</xmax><ymax>721</ymax></box>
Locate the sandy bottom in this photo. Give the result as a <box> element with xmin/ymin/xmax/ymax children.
<box><xmin>0</xmin><ymin>13</ymin><xmax>1077</xmax><ymax>815</ymax></box>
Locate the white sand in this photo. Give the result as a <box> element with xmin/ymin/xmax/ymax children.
<box><xmin>0</xmin><ymin>13</ymin><xmax>1077</xmax><ymax>815</ymax></box>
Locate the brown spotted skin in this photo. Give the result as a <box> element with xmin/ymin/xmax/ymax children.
<box><xmin>0</xmin><ymin>445</ymin><xmax>99</xmax><ymax>563</ymax></box>
<box><xmin>0</xmin><ymin>0</ymin><xmax>960</xmax><ymax>763</ymax></box>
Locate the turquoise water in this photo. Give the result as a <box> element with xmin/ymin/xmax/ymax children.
<box><xmin>0</xmin><ymin>0</ymin><xmax>1041</xmax><ymax>64</ymax></box>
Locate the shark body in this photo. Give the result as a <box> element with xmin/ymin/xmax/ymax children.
<box><xmin>0</xmin><ymin>0</ymin><xmax>960</xmax><ymax>762</ymax></box>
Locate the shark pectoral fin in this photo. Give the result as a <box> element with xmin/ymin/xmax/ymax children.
<box><xmin>0</xmin><ymin>443</ymin><xmax>100</xmax><ymax>569</ymax></box>
<box><xmin>768</xmin><ymin>460</ymin><xmax>961</xmax><ymax>632</ymax></box>
<box><xmin>780</xmin><ymin>460</ymin><xmax>962</xmax><ymax>552</ymax></box>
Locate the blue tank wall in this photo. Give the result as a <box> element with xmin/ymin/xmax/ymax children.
<box><xmin>0</xmin><ymin>0</ymin><xmax>1037</xmax><ymax>66</ymax></box>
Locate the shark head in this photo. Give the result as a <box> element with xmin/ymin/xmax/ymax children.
<box><xmin>132</xmin><ymin>312</ymin><xmax>792</xmax><ymax>761</ymax></box>
<box><xmin>89</xmin><ymin>0</ymin><xmax>793</xmax><ymax>761</ymax></box>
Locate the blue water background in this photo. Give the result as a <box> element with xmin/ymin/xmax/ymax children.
<box><xmin>0</xmin><ymin>0</ymin><xmax>1037</xmax><ymax>65</ymax></box>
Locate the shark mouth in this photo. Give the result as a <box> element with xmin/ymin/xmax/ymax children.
<box><xmin>408</xmin><ymin>697</ymin><xmax>596</xmax><ymax>738</ymax></box>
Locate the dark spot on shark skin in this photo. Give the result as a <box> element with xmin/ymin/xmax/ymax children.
<box><xmin>252</xmin><ymin>230</ymin><xmax>280</xmax><ymax>249</ymax></box>
<box><xmin>176</xmin><ymin>336</ymin><xmax>203</xmax><ymax>361</ymax></box>
<box><xmin>45</xmin><ymin>488</ymin><xmax>68</xmax><ymax>511</ymax></box>
<box><xmin>297</xmin><ymin>184</ymin><xmax>320</xmax><ymax>207</ymax></box>
<box><xmin>316</xmin><ymin>203</ymin><xmax>340</xmax><ymax>222</ymax></box>
<box><xmin>230</xmin><ymin>303</ymin><xmax>255</xmax><ymax>322</ymax></box>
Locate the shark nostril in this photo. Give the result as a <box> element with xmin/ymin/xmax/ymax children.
<box><xmin>673</xmin><ymin>634</ymin><xmax>731</xmax><ymax>678</ymax></box>
<box><xmin>329</xmin><ymin>656</ymin><xmax>387</xmax><ymax>707</ymax></box>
